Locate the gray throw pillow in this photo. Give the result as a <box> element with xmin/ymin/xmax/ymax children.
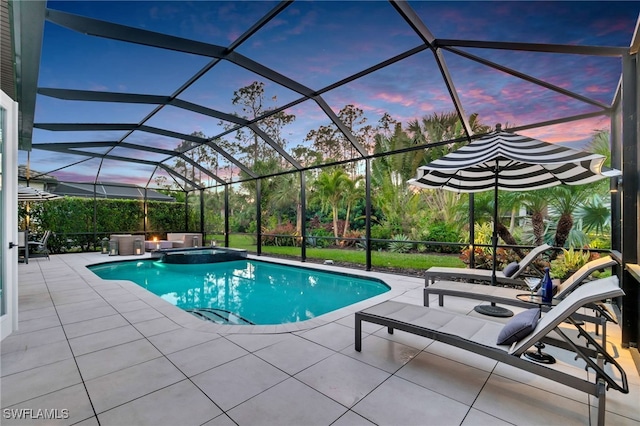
<box><xmin>496</xmin><ymin>308</ymin><xmax>540</xmax><ymax>345</ymax></box>
<box><xmin>503</xmin><ymin>261</ymin><xmax>519</xmax><ymax>277</ymax></box>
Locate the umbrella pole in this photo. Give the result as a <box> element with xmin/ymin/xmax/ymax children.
<box><xmin>474</xmin><ymin>164</ymin><xmax>513</xmax><ymax>317</ymax></box>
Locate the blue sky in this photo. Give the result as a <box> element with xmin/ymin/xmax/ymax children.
<box><xmin>24</xmin><ymin>1</ymin><xmax>640</xmax><ymax>186</ymax></box>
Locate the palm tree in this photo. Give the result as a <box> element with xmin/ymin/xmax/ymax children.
<box><xmin>548</xmin><ymin>185</ymin><xmax>591</xmax><ymax>248</ymax></box>
<box><xmin>522</xmin><ymin>190</ymin><xmax>548</xmax><ymax>246</ymax></box>
<box><xmin>312</xmin><ymin>169</ymin><xmax>351</xmax><ymax>239</ymax></box>
<box><xmin>467</xmin><ymin>191</ymin><xmax>526</xmax><ymax>258</ymax></box>
<box><xmin>268</xmin><ymin>173</ymin><xmax>303</xmax><ymax>234</ymax></box>
<box><xmin>341</xmin><ymin>175</ymin><xmax>364</xmax><ymax>236</ymax></box>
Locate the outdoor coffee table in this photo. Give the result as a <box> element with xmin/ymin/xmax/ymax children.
<box><xmin>145</xmin><ymin>240</ymin><xmax>173</xmax><ymax>251</ymax></box>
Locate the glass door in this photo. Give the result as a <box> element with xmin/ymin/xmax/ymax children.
<box><xmin>0</xmin><ymin>104</ymin><xmax>4</xmax><ymax>318</ymax></box>
<box><xmin>1</xmin><ymin>90</ymin><xmax>18</xmax><ymax>340</ymax></box>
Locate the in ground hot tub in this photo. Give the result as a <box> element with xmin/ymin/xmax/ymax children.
<box><xmin>150</xmin><ymin>246</ymin><xmax>247</xmax><ymax>264</ymax></box>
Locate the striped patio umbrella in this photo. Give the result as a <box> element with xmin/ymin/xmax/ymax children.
<box><xmin>408</xmin><ymin>124</ymin><xmax>620</xmax><ymax>315</ymax></box>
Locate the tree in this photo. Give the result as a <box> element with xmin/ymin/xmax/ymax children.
<box><xmin>522</xmin><ymin>190</ymin><xmax>548</xmax><ymax>246</ymax></box>
<box><xmin>221</xmin><ymin>81</ymin><xmax>296</xmax><ymax>171</ymax></box>
<box><xmin>311</xmin><ymin>169</ymin><xmax>351</xmax><ymax>239</ymax></box>
<box><xmin>268</xmin><ymin>172</ymin><xmax>303</xmax><ymax>234</ymax></box>
<box><xmin>548</xmin><ymin>185</ymin><xmax>590</xmax><ymax>248</ymax></box>
<box><xmin>304</xmin><ymin>104</ymin><xmax>373</xmax><ymax>175</ymax></box>
<box><xmin>172</xmin><ymin>131</ymin><xmax>216</xmax><ymax>188</ymax></box>
<box><xmin>341</xmin><ymin>175</ymin><xmax>364</xmax><ymax>235</ymax></box>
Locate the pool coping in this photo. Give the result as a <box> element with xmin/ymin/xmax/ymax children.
<box><xmin>81</xmin><ymin>252</ymin><xmax>425</xmax><ymax>335</ymax></box>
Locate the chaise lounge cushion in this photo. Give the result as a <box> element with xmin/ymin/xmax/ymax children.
<box><xmin>496</xmin><ymin>307</ymin><xmax>540</xmax><ymax>345</ymax></box>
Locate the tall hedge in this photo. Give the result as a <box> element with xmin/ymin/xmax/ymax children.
<box><xmin>21</xmin><ymin>197</ymin><xmax>185</xmax><ymax>253</ymax></box>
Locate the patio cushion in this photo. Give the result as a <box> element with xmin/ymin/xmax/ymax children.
<box><xmin>503</xmin><ymin>262</ymin><xmax>519</xmax><ymax>277</ymax></box>
<box><xmin>496</xmin><ymin>308</ymin><xmax>540</xmax><ymax>345</ymax></box>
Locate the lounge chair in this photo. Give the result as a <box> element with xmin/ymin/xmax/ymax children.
<box><xmin>355</xmin><ymin>276</ymin><xmax>628</xmax><ymax>426</ymax></box>
<box><xmin>424</xmin><ymin>255</ymin><xmax>617</xmax><ymax>309</ymax></box>
<box><xmin>28</xmin><ymin>230</ymin><xmax>51</xmax><ymax>260</ymax></box>
<box><xmin>425</xmin><ymin>243</ymin><xmax>553</xmax><ymax>286</ymax></box>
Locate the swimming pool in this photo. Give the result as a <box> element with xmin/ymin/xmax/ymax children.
<box><xmin>89</xmin><ymin>259</ymin><xmax>390</xmax><ymax>325</ymax></box>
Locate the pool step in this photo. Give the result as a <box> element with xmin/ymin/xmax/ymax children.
<box><xmin>187</xmin><ymin>308</ymin><xmax>254</xmax><ymax>325</ymax></box>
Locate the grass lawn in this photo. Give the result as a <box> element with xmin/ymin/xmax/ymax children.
<box><xmin>213</xmin><ymin>234</ymin><xmax>466</xmax><ymax>270</ymax></box>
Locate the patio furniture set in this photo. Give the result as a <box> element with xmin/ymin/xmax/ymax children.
<box><xmin>355</xmin><ymin>246</ymin><xmax>629</xmax><ymax>426</ymax></box>
<box><xmin>107</xmin><ymin>232</ymin><xmax>203</xmax><ymax>256</ymax></box>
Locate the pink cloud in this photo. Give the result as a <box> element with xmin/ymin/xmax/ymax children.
<box><xmin>374</xmin><ymin>92</ymin><xmax>416</xmax><ymax>107</ymax></box>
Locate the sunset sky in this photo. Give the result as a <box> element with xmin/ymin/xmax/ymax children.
<box><xmin>24</xmin><ymin>1</ymin><xmax>640</xmax><ymax>186</ymax></box>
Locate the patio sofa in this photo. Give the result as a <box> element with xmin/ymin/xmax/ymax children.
<box><xmin>167</xmin><ymin>233</ymin><xmax>203</xmax><ymax>248</ymax></box>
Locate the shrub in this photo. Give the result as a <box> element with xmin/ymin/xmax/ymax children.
<box><xmin>370</xmin><ymin>224</ymin><xmax>392</xmax><ymax>250</ymax></box>
<box><xmin>388</xmin><ymin>234</ymin><xmax>412</xmax><ymax>253</ymax></box>
<box><xmin>340</xmin><ymin>229</ymin><xmax>363</xmax><ymax>248</ymax></box>
<box><xmin>262</xmin><ymin>222</ymin><xmax>300</xmax><ymax>247</ymax></box>
<box><xmin>307</xmin><ymin>227</ymin><xmax>333</xmax><ymax>248</ymax></box>
<box><xmin>550</xmin><ymin>248</ymin><xmax>591</xmax><ymax>279</ymax></box>
<box><xmin>422</xmin><ymin>221</ymin><xmax>461</xmax><ymax>253</ymax></box>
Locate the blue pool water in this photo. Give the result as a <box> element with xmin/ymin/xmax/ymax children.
<box><xmin>89</xmin><ymin>259</ymin><xmax>390</xmax><ymax>325</ymax></box>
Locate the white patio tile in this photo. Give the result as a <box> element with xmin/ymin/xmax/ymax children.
<box><xmin>84</xmin><ymin>357</ymin><xmax>186</xmax><ymax>414</ymax></box>
<box><xmin>1</xmin><ymin>325</ymin><xmax>67</xmax><ymax>354</ymax></box>
<box><xmin>57</xmin><ymin>305</ymin><xmax>119</xmax><ymax>325</ymax></box>
<box><xmin>299</xmin><ymin>322</ymin><xmax>355</xmax><ymax>351</ymax></box>
<box><xmin>423</xmin><ymin>340</ymin><xmax>499</xmax><ymax>372</ymax></box>
<box><xmin>62</xmin><ymin>314</ymin><xmax>129</xmax><ymax>339</ymax></box>
<box><xmin>71</xmin><ymin>417</ymin><xmax>99</xmax><ymax>426</ymax></box>
<box><xmin>461</xmin><ymin>408</ymin><xmax>514</xmax><ymax>426</ymax></box>
<box><xmin>15</xmin><ymin>314</ymin><xmax>61</xmax><ymax>334</ymax></box>
<box><xmin>372</xmin><ymin>326</ymin><xmax>434</xmax><ymax>350</ymax></box>
<box><xmin>589</xmin><ymin>380</ymin><xmax>640</xmax><ymax>422</ymax></box>
<box><xmin>97</xmin><ymin>380</ymin><xmax>221</xmax><ymax>426</ymax></box>
<box><xmin>224</xmin><ymin>332</ymin><xmax>292</xmax><ymax>352</ymax></box>
<box><xmin>0</xmin><ymin>359</ymin><xmax>82</xmax><ymax>408</ymax></box>
<box><xmin>76</xmin><ymin>339</ymin><xmax>163</xmax><ymax>381</ymax></box>
<box><xmin>191</xmin><ymin>354</ymin><xmax>288</xmax><ymax>411</ymax></box>
<box><xmin>1</xmin><ymin>340</ymin><xmax>74</xmax><ymax>376</ymax></box>
<box><xmin>492</xmin><ymin>359</ymin><xmax>589</xmax><ymax>404</ymax></box>
<box><xmin>1</xmin><ymin>384</ymin><xmax>94</xmax><ymax>426</ymax></box>
<box><xmin>295</xmin><ymin>352</ymin><xmax>390</xmax><ymax>408</ymax></box>
<box><xmin>226</xmin><ymin>378</ymin><xmax>347</xmax><ymax>425</ymax></box>
<box><xmin>473</xmin><ymin>373</ymin><xmax>590</xmax><ymax>425</ymax></box>
<box><xmin>331</xmin><ymin>410</ymin><xmax>377</xmax><ymax>426</ymax></box>
<box><xmin>50</xmin><ymin>288</ymin><xmax>102</xmax><ymax>305</ymax></box>
<box><xmin>14</xmin><ymin>306</ymin><xmax>56</xmax><ymax>321</ymax></box>
<box><xmin>68</xmin><ymin>325</ymin><xmax>143</xmax><ymax>356</ymax></box>
<box><xmin>254</xmin><ymin>334</ymin><xmax>335</xmax><ymax>375</ymax></box>
<box><xmin>352</xmin><ymin>375</ymin><xmax>469</xmax><ymax>426</ymax></box>
<box><xmin>201</xmin><ymin>413</ymin><xmax>239</xmax><ymax>426</ymax></box>
<box><xmin>147</xmin><ymin>327</ymin><xmax>220</xmax><ymax>354</ymax></box>
<box><xmin>107</xmin><ymin>299</ymin><xmax>150</xmax><ymax>313</ymax></box>
<box><xmin>395</xmin><ymin>351</ymin><xmax>491</xmax><ymax>406</ymax></box>
<box><xmin>132</xmin><ymin>316</ymin><xmax>182</xmax><ymax>337</ymax></box>
<box><xmin>120</xmin><ymin>307</ymin><xmax>165</xmax><ymax>323</ymax></box>
<box><xmin>166</xmin><ymin>337</ymin><xmax>248</xmax><ymax>377</ymax></box>
<box><xmin>341</xmin><ymin>333</ymin><xmax>421</xmax><ymax>373</ymax></box>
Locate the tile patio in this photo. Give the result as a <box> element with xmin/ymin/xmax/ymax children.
<box><xmin>1</xmin><ymin>252</ymin><xmax>638</xmax><ymax>425</ymax></box>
